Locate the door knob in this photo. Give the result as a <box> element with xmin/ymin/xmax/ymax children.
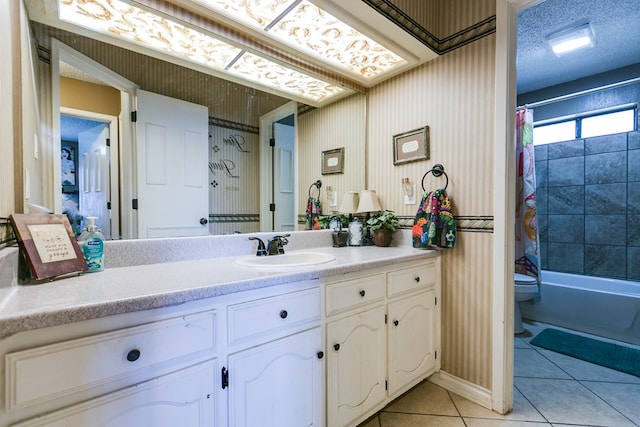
<box><xmin>200</xmin><ymin>217</ymin><xmax>208</xmax><ymax>225</ymax></box>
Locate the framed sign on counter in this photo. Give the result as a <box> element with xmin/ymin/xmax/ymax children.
<box><xmin>9</xmin><ymin>214</ymin><xmax>87</xmax><ymax>281</ymax></box>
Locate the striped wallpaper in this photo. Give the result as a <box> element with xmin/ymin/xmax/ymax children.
<box><xmin>367</xmin><ymin>33</ymin><xmax>497</xmax><ymax>389</ymax></box>
<box><xmin>297</xmin><ymin>94</ymin><xmax>367</xmax><ymax>225</ymax></box>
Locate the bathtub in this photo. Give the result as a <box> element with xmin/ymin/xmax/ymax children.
<box><xmin>519</xmin><ymin>270</ymin><xmax>640</xmax><ymax>346</ymax></box>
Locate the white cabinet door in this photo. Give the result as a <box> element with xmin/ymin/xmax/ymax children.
<box><xmin>12</xmin><ymin>360</ymin><xmax>217</xmax><ymax>427</ymax></box>
<box><xmin>227</xmin><ymin>327</ymin><xmax>323</xmax><ymax>427</ymax></box>
<box><xmin>387</xmin><ymin>290</ymin><xmax>437</xmax><ymax>397</ymax></box>
<box><xmin>326</xmin><ymin>305</ymin><xmax>386</xmax><ymax>427</ymax></box>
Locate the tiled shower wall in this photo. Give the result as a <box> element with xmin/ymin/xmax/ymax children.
<box><xmin>535</xmin><ymin>130</ymin><xmax>640</xmax><ymax>281</ymax></box>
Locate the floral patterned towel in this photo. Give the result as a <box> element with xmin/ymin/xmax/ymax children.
<box><xmin>305</xmin><ymin>196</ymin><xmax>322</xmax><ymax>230</ymax></box>
<box><xmin>412</xmin><ymin>189</ymin><xmax>456</xmax><ymax>249</ymax></box>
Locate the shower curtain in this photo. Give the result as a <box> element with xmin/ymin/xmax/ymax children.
<box><xmin>515</xmin><ymin>108</ymin><xmax>542</xmax><ymax>295</ymax></box>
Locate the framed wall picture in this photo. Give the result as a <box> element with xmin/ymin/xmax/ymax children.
<box><xmin>393</xmin><ymin>126</ymin><xmax>430</xmax><ymax>165</ymax></box>
<box><xmin>321</xmin><ymin>147</ymin><xmax>344</xmax><ymax>175</ymax></box>
<box><xmin>61</xmin><ymin>141</ymin><xmax>78</xmax><ymax>193</ymax></box>
<box><xmin>9</xmin><ymin>214</ymin><xmax>87</xmax><ymax>281</ymax></box>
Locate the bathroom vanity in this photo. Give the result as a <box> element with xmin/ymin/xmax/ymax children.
<box><xmin>0</xmin><ymin>239</ymin><xmax>440</xmax><ymax>427</ymax></box>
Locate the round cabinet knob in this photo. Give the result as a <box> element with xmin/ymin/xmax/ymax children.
<box><xmin>317</xmin><ymin>351</ymin><xmax>324</xmax><ymax>359</ymax></box>
<box><xmin>126</xmin><ymin>349</ymin><xmax>141</xmax><ymax>362</ymax></box>
<box><xmin>393</xmin><ymin>320</ymin><xmax>399</xmax><ymax>326</ymax></box>
<box><xmin>359</xmin><ymin>289</ymin><xmax>366</xmax><ymax>297</ymax></box>
<box><xmin>334</xmin><ymin>343</ymin><xmax>340</xmax><ymax>351</ymax></box>
<box><xmin>280</xmin><ymin>310</ymin><xmax>288</xmax><ymax>319</ymax></box>
<box><xmin>200</xmin><ymin>217</ymin><xmax>208</xmax><ymax>225</ymax></box>
<box><xmin>414</xmin><ymin>276</ymin><xmax>420</xmax><ymax>282</ymax></box>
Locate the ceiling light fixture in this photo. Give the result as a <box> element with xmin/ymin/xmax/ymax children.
<box><xmin>191</xmin><ymin>0</ymin><xmax>408</xmax><ymax>80</ymax></box>
<box><xmin>547</xmin><ymin>23</ymin><xmax>595</xmax><ymax>56</ymax></box>
<box><xmin>56</xmin><ymin>0</ymin><xmax>348</xmax><ymax>105</ymax></box>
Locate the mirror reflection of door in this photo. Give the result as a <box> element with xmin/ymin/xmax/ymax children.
<box><xmin>60</xmin><ymin>114</ymin><xmax>112</xmax><ymax>239</ymax></box>
<box><xmin>135</xmin><ymin>90</ymin><xmax>210</xmax><ymax>239</ymax></box>
<box><xmin>272</xmin><ymin>114</ymin><xmax>295</xmax><ymax>232</ymax></box>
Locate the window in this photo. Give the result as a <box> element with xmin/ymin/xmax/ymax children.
<box><xmin>533</xmin><ymin>121</ymin><xmax>575</xmax><ymax>145</ymax></box>
<box><xmin>581</xmin><ymin>109</ymin><xmax>635</xmax><ymax>138</ymax></box>
<box><xmin>533</xmin><ymin>106</ymin><xmax>636</xmax><ymax>145</ymax></box>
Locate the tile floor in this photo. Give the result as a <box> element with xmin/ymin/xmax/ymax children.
<box><xmin>358</xmin><ymin>321</ymin><xmax>640</xmax><ymax>426</ymax></box>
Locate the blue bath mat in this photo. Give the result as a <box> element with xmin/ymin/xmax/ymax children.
<box><xmin>530</xmin><ymin>328</ymin><xmax>640</xmax><ymax>377</ymax></box>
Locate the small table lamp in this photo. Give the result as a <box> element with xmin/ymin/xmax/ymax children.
<box><xmin>357</xmin><ymin>190</ymin><xmax>382</xmax><ymax>245</ymax></box>
<box><xmin>339</xmin><ymin>192</ymin><xmax>359</xmax><ymax>222</ymax></box>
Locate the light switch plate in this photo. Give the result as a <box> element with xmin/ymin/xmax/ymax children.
<box><xmin>403</xmin><ymin>184</ymin><xmax>416</xmax><ymax>205</ymax></box>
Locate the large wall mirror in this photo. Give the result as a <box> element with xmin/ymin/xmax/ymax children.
<box><xmin>31</xmin><ymin>20</ymin><xmax>366</xmax><ymax>240</ymax></box>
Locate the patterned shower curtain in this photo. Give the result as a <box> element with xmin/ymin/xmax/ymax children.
<box><xmin>515</xmin><ymin>108</ymin><xmax>542</xmax><ymax>294</ymax></box>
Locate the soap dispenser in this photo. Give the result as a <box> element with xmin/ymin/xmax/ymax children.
<box><xmin>78</xmin><ymin>216</ymin><xmax>105</xmax><ymax>272</ymax></box>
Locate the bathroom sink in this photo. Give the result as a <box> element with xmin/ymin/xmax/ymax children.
<box><xmin>235</xmin><ymin>251</ymin><xmax>336</xmax><ymax>270</ymax></box>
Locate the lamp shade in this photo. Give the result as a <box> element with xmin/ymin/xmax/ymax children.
<box><xmin>339</xmin><ymin>191</ymin><xmax>359</xmax><ymax>213</ymax></box>
<box><xmin>357</xmin><ymin>190</ymin><xmax>382</xmax><ymax>213</ymax></box>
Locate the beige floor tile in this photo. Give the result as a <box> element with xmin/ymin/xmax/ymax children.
<box><xmin>515</xmin><ymin>377</ymin><xmax>636</xmax><ymax>426</ymax></box>
<box><xmin>464</xmin><ymin>419</ymin><xmax>552</xmax><ymax>426</ymax></box>
<box><xmin>514</xmin><ymin>337</ymin><xmax>533</xmax><ymax>349</ymax></box>
<box><xmin>357</xmin><ymin>414</ymin><xmax>381</xmax><ymax>427</ymax></box>
<box><xmin>514</xmin><ymin>348</ymin><xmax>571</xmax><ymax>379</ymax></box>
<box><xmin>379</xmin><ymin>412</ymin><xmax>465</xmax><ymax>427</ymax></box>
<box><xmin>551</xmin><ymin>424</ymin><xmax>596</xmax><ymax>427</ymax></box>
<box><xmin>451</xmin><ymin>387</ymin><xmax>545</xmax><ymax>422</ymax></box>
<box><xmin>383</xmin><ymin>381</ymin><xmax>459</xmax><ymax>416</ymax></box>
<box><xmin>582</xmin><ymin>381</ymin><xmax>640</xmax><ymax>424</ymax></box>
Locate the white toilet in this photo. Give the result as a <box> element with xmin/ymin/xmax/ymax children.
<box><xmin>514</xmin><ymin>273</ymin><xmax>539</xmax><ymax>334</ymax></box>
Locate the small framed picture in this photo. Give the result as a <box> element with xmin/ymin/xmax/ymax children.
<box><xmin>321</xmin><ymin>147</ymin><xmax>344</xmax><ymax>175</ymax></box>
<box><xmin>393</xmin><ymin>126</ymin><xmax>430</xmax><ymax>165</ymax></box>
<box><xmin>61</xmin><ymin>141</ymin><xmax>78</xmax><ymax>193</ymax></box>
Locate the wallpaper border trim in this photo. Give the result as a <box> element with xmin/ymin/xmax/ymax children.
<box><xmin>209</xmin><ymin>214</ymin><xmax>260</xmax><ymax>223</ymax></box>
<box><xmin>362</xmin><ymin>0</ymin><xmax>496</xmax><ymax>54</ymax></box>
<box><xmin>209</xmin><ymin>117</ymin><xmax>259</xmax><ymax>134</ymax></box>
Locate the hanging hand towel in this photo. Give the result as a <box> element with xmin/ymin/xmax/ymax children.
<box><xmin>412</xmin><ymin>188</ymin><xmax>456</xmax><ymax>249</ymax></box>
<box><xmin>305</xmin><ymin>196</ymin><xmax>322</xmax><ymax>230</ymax></box>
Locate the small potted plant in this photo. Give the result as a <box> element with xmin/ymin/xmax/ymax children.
<box><xmin>366</xmin><ymin>210</ymin><xmax>399</xmax><ymax>247</ymax></box>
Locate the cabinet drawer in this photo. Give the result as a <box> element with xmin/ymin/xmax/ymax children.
<box><xmin>5</xmin><ymin>311</ymin><xmax>216</xmax><ymax>411</ymax></box>
<box><xmin>227</xmin><ymin>287</ymin><xmax>320</xmax><ymax>346</ymax></box>
<box><xmin>325</xmin><ymin>274</ymin><xmax>385</xmax><ymax>316</ymax></box>
<box><xmin>387</xmin><ymin>260</ymin><xmax>438</xmax><ymax>298</ymax></box>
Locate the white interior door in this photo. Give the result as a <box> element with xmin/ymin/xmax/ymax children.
<box><xmin>78</xmin><ymin>123</ymin><xmax>110</xmax><ymax>238</ymax></box>
<box><xmin>136</xmin><ymin>90</ymin><xmax>209</xmax><ymax>238</ymax></box>
<box><xmin>273</xmin><ymin>118</ymin><xmax>295</xmax><ymax>231</ymax></box>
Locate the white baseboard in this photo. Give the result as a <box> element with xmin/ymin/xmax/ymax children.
<box><xmin>429</xmin><ymin>370</ymin><xmax>492</xmax><ymax>409</ymax></box>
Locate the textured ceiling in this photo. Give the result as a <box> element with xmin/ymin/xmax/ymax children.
<box><xmin>517</xmin><ymin>0</ymin><xmax>640</xmax><ymax>94</ymax></box>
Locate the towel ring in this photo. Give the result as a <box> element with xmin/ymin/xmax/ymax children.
<box><xmin>421</xmin><ymin>164</ymin><xmax>449</xmax><ymax>191</ymax></box>
<box><xmin>308</xmin><ymin>180</ymin><xmax>322</xmax><ymax>197</ymax></box>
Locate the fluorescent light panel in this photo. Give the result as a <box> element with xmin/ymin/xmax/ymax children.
<box><xmin>547</xmin><ymin>23</ymin><xmax>595</xmax><ymax>56</ymax></box>
<box><xmin>57</xmin><ymin>0</ymin><xmax>346</xmax><ymax>103</ymax></box>
<box><xmin>192</xmin><ymin>0</ymin><xmax>408</xmax><ymax>79</ymax></box>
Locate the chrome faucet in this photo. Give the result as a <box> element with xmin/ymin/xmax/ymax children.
<box><xmin>248</xmin><ymin>234</ymin><xmax>290</xmax><ymax>256</ymax></box>
<box><xmin>248</xmin><ymin>237</ymin><xmax>268</xmax><ymax>256</ymax></box>
<box><xmin>267</xmin><ymin>234</ymin><xmax>290</xmax><ymax>255</ymax></box>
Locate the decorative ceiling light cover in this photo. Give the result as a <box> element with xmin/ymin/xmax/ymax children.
<box><xmin>57</xmin><ymin>0</ymin><xmax>347</xmax><ymax>104</ymax></box>
<box><xmin>228</xmin><ymin>51</ymin><xmax>343</xmax><ymax>102</ymax></box>
<box><xmin>193</xmin><ymin>0</ymin><xmax>293</xmax><ymax>29</ymax></box>
<box><xmin>59</xmin><ymin>0</ymin><xmax>242</xmax><ymax>70</ymax></box>
<box><xmin>192</xmin><ymin>0</ymin><xmax>408</xmax><ymax>79</ymax></box>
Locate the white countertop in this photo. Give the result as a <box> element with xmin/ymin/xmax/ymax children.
<box><xmin>0</xmin><ymin>242</ymin><xmax>438</xmax><ymax>337</ymax></box>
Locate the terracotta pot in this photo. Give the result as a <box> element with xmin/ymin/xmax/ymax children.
<box><xmin>372</xmin><ymin>229</ymin><xmax>393</xmax><ymax>247</ymax></box>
